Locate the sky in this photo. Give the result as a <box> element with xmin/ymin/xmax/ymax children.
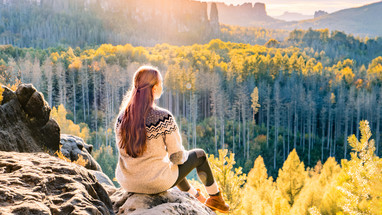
<box><xmin>198</xmin><ymin>0</ymin><xmax>381</xmax><ymax>16</ymax></box>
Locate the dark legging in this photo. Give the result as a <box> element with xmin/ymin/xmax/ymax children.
<box><xmin>171</xmin><ymin>148</ymin><xmax>215</xmax><ymax>191</ymax></box>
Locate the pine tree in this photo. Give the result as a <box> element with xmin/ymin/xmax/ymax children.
<box><xmin>207</xmin><ymin>149</ymin><xmax>247</xmax><ymax>213</ymax></box>
<box><xmin>337</xmin><ymin>120</ymin><xmax>382</xmax><ymax>214</ymax></box>
<box><xmin>276</xmin><ymin>149</ymin><xmax>306</xmax><ymax>206</ymax></box>
<box><xmin>242</xmin><ymin>156</ymin><xmax>275</xmax><ymax>215</ymax></box>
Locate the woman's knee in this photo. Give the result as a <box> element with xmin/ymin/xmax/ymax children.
<box><xmin>194</xmin><ymin>148</ymin><xmax>206</xmax><ymax>159</ymax></box>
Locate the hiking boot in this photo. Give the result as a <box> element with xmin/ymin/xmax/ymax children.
<box><xmin>205</xmin><ymin>190</ymin><xmax>230</xmax><ymax>213</ymax></box>
<box><xmin>195</xmin><ymin>188</ymin><xmax>206</xmax><ymax>204</ymax></box>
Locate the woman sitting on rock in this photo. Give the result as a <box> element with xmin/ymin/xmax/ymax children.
<box><xmin>114</xmin><ymin>66</ymin><xmax>229</xmax><ymax>213</ymax></box>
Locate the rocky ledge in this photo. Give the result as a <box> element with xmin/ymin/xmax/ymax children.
<box><xmin>0</xmin><ymin>151</ymin><xmax>113</xmax><ymax>215</ymax></box>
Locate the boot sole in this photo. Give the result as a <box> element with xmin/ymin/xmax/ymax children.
<box><xmin>205</xmin><ymin>203</ymin><xmax>230</xmax><ymax>213</ymax></box>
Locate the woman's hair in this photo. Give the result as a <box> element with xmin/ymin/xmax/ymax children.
<box><xmin>117</xmin><ymin>66</ymin><xmax>161</xmax><ymax>157</ymax></box>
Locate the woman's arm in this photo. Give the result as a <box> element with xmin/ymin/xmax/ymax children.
<box><xmin>164</xmin><ymin>114</ymin><xmax>188</xmax><ymax>165</ymax></box>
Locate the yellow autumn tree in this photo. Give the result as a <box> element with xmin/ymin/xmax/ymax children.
<box><xmin>291</xmin><ymin>158</ymin><xmax>341</xmax><ymax>215</ymax></box>
<box><xmin>51</xmin><ymin>104</ymin><xmax>90</xmax><ymax>141</ymax></box>
<box><xmin>241</xmin><ymin>156</ymin><xmax>277</xmax><ymax>215</ymax></box>
<box><xmin>276</xmin><ymin>149</ymin><xmax>306</xmax><ymax>207</ymax></box>
<box><xmin>337</xmin><ymin>120</ymin><xmax>382</xmax><ymax>214</ymax></box>
<box><xmin>208</xmin><ymin>149</ymin><xmax>247</xmax><ymax>214</ymax></box>
<box><xmin>316</xmin><ymin>157</ymin><xmax>342</xmax><ymax>214</ymax></box>
<box><xmin>367</xmin><ymin>56</ymin><xmax>382</xmax><ymax>83</ymax></box>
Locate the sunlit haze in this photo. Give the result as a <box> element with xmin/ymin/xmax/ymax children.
<box><xmin>197</xmin><ymin>0</ymin><xmax>381</xmax><ymax>16</ymax></box>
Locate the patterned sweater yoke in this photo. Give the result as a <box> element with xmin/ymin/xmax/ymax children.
<box><xmin>145</xmin><ymin>108</ymin><xmax>178</xmax><ymax>140</ymax></box>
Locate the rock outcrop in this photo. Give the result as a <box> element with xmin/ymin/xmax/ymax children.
<box><xmin>0</xmin><ymin>151</ymin><xmax>114</xmax><ymax>215</ymax></box>
<box><xmin>107</xmin><ymin>186</ymin><xmax>216</xmax><ymax>215</ymax></box>
<box><xmin>253</xmin><ymin>3</ymin><xmax>267</xmax><ymax>18</ymax></box>
<box><xmin>60</xmin><ymin>134</ymin><xmax>102</xmax><ymax>171</ymax></box>
<box><xmin>314</xmin><ymin>10</ymin><xmax>328</xmax><ymax>18</ymax></box>
<box><xmin>0</xmin><ymin>84</ymin><xmax>60</xmax><ymax>153</ymax></box>
<box><xmin>213</xmin><ymin>2</ymin><xmax>276</xmax><ymax>26</ymax></box>
<box><xmin>209</xmin><ymin>2</ymin><xmax>220</xmax><ymax>36</ymax></box>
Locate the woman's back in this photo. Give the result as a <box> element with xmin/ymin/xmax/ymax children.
<box><xmin>115</xmin><ymin>106</ymin><xmax>184</xmax><ymax>194</ymax></box>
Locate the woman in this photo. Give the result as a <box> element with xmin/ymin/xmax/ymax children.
<box><xmin>114</xmin><ymin>66</ymin><xmax>229</xmax><ymax>213</ymax></box>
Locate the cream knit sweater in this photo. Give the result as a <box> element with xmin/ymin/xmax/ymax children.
<box><xmin>114</xmin><ymin>106</ymin><xmax>188</xmax><ymax>194</ymax></box>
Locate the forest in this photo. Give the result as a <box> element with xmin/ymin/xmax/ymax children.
<box><xmin>1</xmin><ymin>27</ymin><xmax>382</xmax><ymax>214</ymax></box>
<box><xmin>0</xmin><ymin>0</ymin><xmax>216</xmax><ymax>47</ymax></box>
<box><xmin>0</xmin><ymin>0</ymin><xmax>296</xmax><ymax>48</ymax></box>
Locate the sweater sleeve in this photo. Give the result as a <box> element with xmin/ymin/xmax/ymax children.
<box><xmin>164</xmin><ymin>114</ymin><xmax>188</xmax><ymax>165</ymax></box>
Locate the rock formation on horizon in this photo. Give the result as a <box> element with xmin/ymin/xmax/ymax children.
<box><xmin>314</xmin><ymin>10</ymin><xmax>328</xmax><ymax>18</ymax></box>
<box><xmin>253</xmin><ymin>3</ymin><xmax>267</xmax><ymax>18</ymax></box>
<box><xmin>210</xmin><ymin>2</ymin><xmax>220</xmax><ymax>36</ymax></box>
<box><xmin>212</xmin><ymin>2</ymin><xmax>277</xmax><ymax>26</ymax></box>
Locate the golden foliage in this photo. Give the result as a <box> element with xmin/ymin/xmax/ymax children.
<box><xmin>251</xmin><ymin>87</ymin><xmax>260</xmax><ymax>121</ymax></box>
<box><xmin>276</xmin><ymin>149</ymin><xmax>306</xmax><ymax>206</ymax></box>
<box><xmin>208</xmin><ymin>149</ymin><xmax>247</xmax><ymax>213</ymax></box>
<box><xmin>9</xmin><ymin>79</ymin><xmax>21</xmax><ymax>91</ymax></box>
<box><xmin>55</xmin><ymin>149</ymin><xmax>89</xmax><ymax>167</ymax></box>
<box><xmin>0</xmin><ymin>85</ymin><xmax>4</xmax><ymax>104</ymax></box>
<box><xmin>55</xmin><ymin>149</ymin><xmax>71</xmax><ymax>162</ymax></box>
<box><xmin>51</xmin><ymin>104</ymin><xmax>90</xmax><ymax>141</ymax></box>
<box><xmin>241</xmin><ymin>156</ymin><xmax>281</xmax><ymax>215</ymax></box>
<box><xmin>308</xmin><ymin>206</ymin><xmax>321</xmax><ymax>215</ymax></box>
<box><xmin>337</xmin><ymin>120</ymin><xmax>382</xmax><ymax>215</ymax></box>
<box><xmin>68</xmin><ymin>57</ymin><xmax>82</xmax><ymax>70</ymax></box>
<box><xmin>367</xmin><ymin>56</ymin><xmax>382</xmax><ymax>82</ymax></box>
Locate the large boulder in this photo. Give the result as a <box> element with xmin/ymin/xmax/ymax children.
<box><xmin>107</xmin><ymin>186</ymin><xmax>216</xmax><ymax>215</ymax></box>
<box><xmin>0</xmin><ymin>151</ymin><xmax>114</xmax><ymax>215</ymax></box>
<box><xmin>0</xmin><ymin>84</ymin><xmax>60</xmax><ymax>153</ymax></box>
<box><xmin>60</xmin><ymin>134</ymin><xmax>102</xmax><ymax>171</ymax></box>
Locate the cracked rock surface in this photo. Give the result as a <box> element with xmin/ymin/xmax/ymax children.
<box><xmin>0</xmin><ymin>151</ymin><xmax>114</xmax><ymax>215</ymax></box>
